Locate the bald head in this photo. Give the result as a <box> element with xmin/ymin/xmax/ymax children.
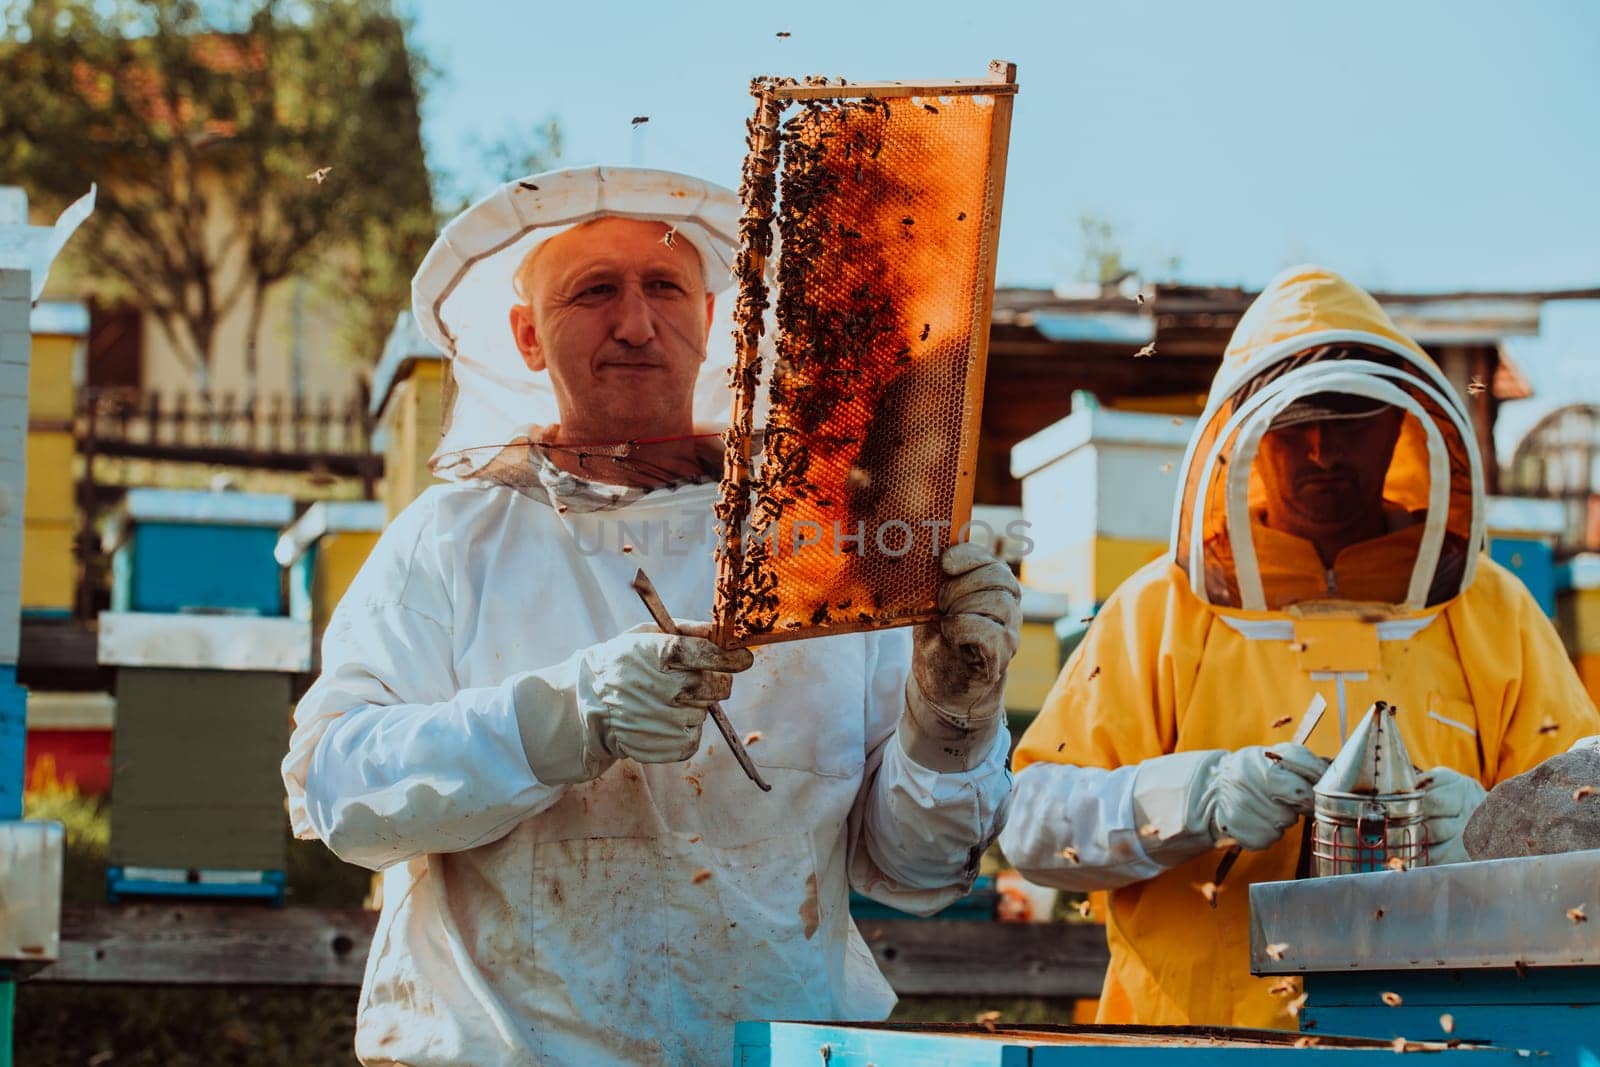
<box><xmin>508</xmin><ymin>216</ymin><xmax>716</xmax><ymax>445</ymax></box>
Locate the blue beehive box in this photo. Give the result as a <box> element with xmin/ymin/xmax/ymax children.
<box><xmin>108</xmin><ymin>489</ymin><xmax>294</xmax><ymax>616</ymax></box>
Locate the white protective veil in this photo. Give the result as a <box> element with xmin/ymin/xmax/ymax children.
<box><xmin>409</xmin><ymin>165</ymin><xmax>750</xmax><ymax>481</ymax></box>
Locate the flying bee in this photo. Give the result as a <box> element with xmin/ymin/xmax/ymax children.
<box><xmin>919</xmin><ymin>323</ymin><xmax>931</xmax><ymax>341</ymax></box>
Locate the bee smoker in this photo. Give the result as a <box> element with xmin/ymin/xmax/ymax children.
<box><xmin>1309</xmin><ymin>701</ymin><xmax>1429</xmax><ymax>875</ymax></box>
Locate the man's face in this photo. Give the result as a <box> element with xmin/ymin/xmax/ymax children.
<box><xmin>509</xmin><ymin>217</ymin><xmax>715</xmax><ymax>440</ymax></box>
<box><xmin>1257</xmin><ymin>405</ymin><xmax>1407</xmax><ymax>532</ymax></box>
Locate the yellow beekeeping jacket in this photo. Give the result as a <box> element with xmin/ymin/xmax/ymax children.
<box><xmin>1012</xmin><ymin>265</ymin><xmax>1600</xmax><ymax>1029</ymax></box>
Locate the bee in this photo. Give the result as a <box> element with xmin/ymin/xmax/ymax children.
<box><xmin>1569</xmin><ymin>905</ymin><xmax>1589</xmax><ymax>923</ymax></box>
<box><xmin>685</xmin><ymin>772</ymin><xmax>703</xmax><ymax>796</ymax></box>
<box><xmin>518</xmin><ymin>181</ymin><xmax>540</xmax><ymax>191</ymax></box>
<box><xmin>691</xmin><ymin>869</ymin><xmax>713</xmax><ymax>884</ymax></box>
<box><xmin>306</xmin><ymin>166</ymin><xmax>332</xmax><ymax>184</ymax></box>
<box><xmin>1391</xmin><ymin>1038</ymin><xmax>1410</xmax><ymax>1054</ymax></box>
<box><xmin>1193</xmin><ymin>881</ymin><xmax>1220</xmax><ymax>904</ymax></box>
<box><xmin>1265</xmin><ymin>942</ymin><xmax>1289</xmax><ymax>961</ymax></box>
<box><xmin>661</xmin><ymin>228</ymin><xmax>677</xmax><ymax>248</ymax></box>
<box><xmin>1136</xmin><ymin>292</ymin><xmax>1146</xmax><ymax>305</ymax></box>
<box><xmin>919</xmin><ymin>323</ymin><xmax>931</xmax><ymax>341</ymax></box>
<box><xmin>1439</xmin><ymin>1014</ymin><xmax>1455</xmax><ymax>1035</ymax></box>
<box><xmin>1538</xmin><ymin>716</ymin><xmax>1561</xmax><ymax>735</ymax></box>
<box><xmin>744</xmin><ymin>731</ymin><xmax>764</xmax><ymax>745</ymax></box>
<box><xmin>1386</xmin><ymin>857</ymin><xmax>1407</xmax><ymax>872</ymax></box>
<box><xmin>1076</xmin><ymin>898</ymin><xmax>1094</xmax><ymax>919</ymax></box>
<box><xmin>1159</xmin><ymin>462</ymin><xmax>1174</xmax><ymax>473</ymax></box>
<box><xmin>631</xmin><ymin>115</ymin><xmax>650</xmax><ymax>126</ymax></box>
<box><xmin>1272</xmin><ymin>715</ymin><xmax>1293</xmax><ymax>728</ymax></box>
<box><xmin>1056</xmin><ymin>742</ymin><xmax>1067</xmax><ymax>753</ymax></box>
<box><xmin>1374</xmin><ymin>908</ymin><xmax>1386</xmax><ymax>920</ymax></box>
<box><xmin>688</xmin><ymin>834</ymin><xmax>701</xmax><ymax>844</ymax></box>
<box><xmin>1135</xmin><ymin>342</ymin><xmax>1157</xmax><ymax>358</ymax></box>
<box><xmin>957</xmin><ymin>212</ymin><xmax>967</xmax><ymax>221</ymax></box>
<box><xmin>1087</xmin><ymin>666</ymin><xmax>1102</xmax><ymax>681</ymax></box>
<box><xmin>1575</xmin><ymin>785</ymin><xmax>1598</xmax><ymax>801</ymax></box>
<box><xmin>1284</xmin><ymin>993</ymin><xmax>1309</xmax><ymax>1019</ymax></box>
<box><xmin>1467</xmin><ymin>376</ymin><xmax>1486</xmax><ymax>396</ymax></box>
<box><xmin>975</xmin><ymin>1010</ymin><xmax>1001</xmax><ymax>1032</ymax></box>
<box><xmin>1382</xmin><ymin>992</ymin><xmax>1404</xmax><ymax>1007</ymax></box>
<box><xmin>1139</xmin><ymin>823</ymin><xmax>1160</xmax><ymax>837</ymax></box>
<box><xmin>775</xmin><ymin>30</ymin><xmax>791</xmax><ymax>38</ymax></box>
<box><xmin>922</xmin><ymin>103</ymin><xmax>939</xmax><ymax>114</ymax></box>
<box><xmin>1059</xmin><ymin>847</ymin><xmax>1080</xmax><ymax>863</ymax></box>
<box><xmin>1269</xmin><ymin>980</ymin><xmax>1297</xmax><ymax>996</ymax></box>
<box><xmin>1294</xmin><ymin>1037</ymin><xmax>1320</xmax><ymax>1049</ymax></box>
<box><xmin>1214</xmin><ymin>836</ymin><xmax>1239</xmax><ymax>850</ymax></box>
<box><xmin>902</xmin><ymin>216</ymin><xmax>915</xmax><ymax>226</ymax></box>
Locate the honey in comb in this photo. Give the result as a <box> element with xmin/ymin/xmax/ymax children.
<box><xmin>719</xmin><ymin>80</ymin><xmax>1006</xmax><ymax>645</ymax></box>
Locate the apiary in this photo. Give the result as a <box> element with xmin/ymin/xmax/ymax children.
<box><xmin>1251</xmin><ymin>849</ymin><xmax>1600</xmax><ymax>1066</ymax></box>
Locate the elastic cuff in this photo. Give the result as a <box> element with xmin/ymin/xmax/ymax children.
<box><xmin>511</xmin><ymin>660</ymin><xmax>614</xmax><ymax>785</ymax></box>
<box><xmin>898</xmin><ymin>675</ymin><xmax>1004</xmax><ymax>773</ymax></box>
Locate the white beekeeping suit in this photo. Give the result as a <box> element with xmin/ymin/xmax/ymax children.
<box><xmin>281</xmin><ymin>166</ymin><xmax>1011</xmax><ymax>1066</ymax></box>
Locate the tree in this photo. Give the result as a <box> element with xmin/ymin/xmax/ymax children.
<box><xmin>1076</xmin><ymin>213</ymin><xmax>1131</xmax><ymax>287</ymax></box>
<box><xmin>0</xmin><ymin>0</ymin><xmax>435</xmax><ymax>390</ymax></box>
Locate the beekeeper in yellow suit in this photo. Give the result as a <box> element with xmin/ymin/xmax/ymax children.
<box><xmin>1001</xmin><ymin>265</ymin><xmax>1600</xmax><ymax>1029</ymax></box>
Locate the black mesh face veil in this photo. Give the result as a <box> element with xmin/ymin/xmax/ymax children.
<box><xmin>1179</xmin><ymin>343</ymin><xmax>1483</xmax><ymax>613</ymax></box>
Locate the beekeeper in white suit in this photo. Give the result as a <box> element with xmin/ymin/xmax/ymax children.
<box><xmin>282</xmin><ymin>166</ymin><xmax>1019</xmax><ymax>1066</ymax></box>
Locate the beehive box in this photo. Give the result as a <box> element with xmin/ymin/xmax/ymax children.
<box><xmin>1011</xmin><ymin>392</ymin><xmax>1193</xmax><ymax>610</ymax></box>
<box><xmin>109</xmin><ymin>489</ymin><xmax>293</xmax><ymax>616</ymax></box>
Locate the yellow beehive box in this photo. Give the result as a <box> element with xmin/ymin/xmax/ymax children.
<box><xmin>277</xmin><ymin>500</ymin><xmax>387</xmax><ymax>641</ymax></box>
<box><xmin>371</xmin><ymin>313</ymin><xmax>446</xmax><ymax>520</ymax></box>
<box><xmin>22</xmin><ymin>517</ymin><xmax>76</xmax><ymax>612</ymax></box>
<box><xmin>1011</xmin><ymin>391</ymin><xmax>1192</xmax><ymax>608</ymax></box>
<box><xmin>25</xmin><ymin>431</ymin><xmax>75</xmax><ymax>524</ymax></box>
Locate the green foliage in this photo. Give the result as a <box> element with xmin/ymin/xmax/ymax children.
<box><xmin>1077</xmin><ymin>213</ymin><xmax>1130</xmax><ymax>286</ymax></box>
<box><xmin>0</xmin><ymin>0</ymin><xmax>435</xmax><ymax>383</ymax></box>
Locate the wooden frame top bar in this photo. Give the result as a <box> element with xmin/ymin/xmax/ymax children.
<box><xmin>768</xmin><ymin>58</ymin><xmax>1017</xmax><ymax>101</ymax></box>
<box><xmin>770</xmin><ymin>81</ymin><xmax>1018</xmax><ymax>101</ymax></box>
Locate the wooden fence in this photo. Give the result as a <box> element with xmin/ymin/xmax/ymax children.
<box><xmin>78</xmin><ymin>387</ymin><xmax>379</xmax><ymax>483</ymax></box>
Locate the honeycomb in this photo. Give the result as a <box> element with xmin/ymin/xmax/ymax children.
<box><xmin>716</xmin><ymin>74</ymin><xmax>1014</xmax><ymax>646</ymax></box>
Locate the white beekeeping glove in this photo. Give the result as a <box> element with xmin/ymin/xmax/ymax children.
<box><xmin>512</xmin><ymin>622</ymin><xmax>753</xmax><ymax>784</ymax></box>
<box><xmin>901</xmin><ymin>543</ymin><xmax>1022</xmax><ymax>772</ymax></box>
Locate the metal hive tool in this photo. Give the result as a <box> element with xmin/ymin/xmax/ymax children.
<box><xmin>714</xmin><ymin>61</ymin><xmax>1019</xmax><ymax>648</ymax></box>
<box><xmin>1311</xmin><ymin>701</ymin><xmax>1429</xmax><ymax>876</ymax></box>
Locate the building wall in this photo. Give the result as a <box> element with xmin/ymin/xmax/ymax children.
<box><xmin>125</xmin><ymin>174</ymin><xmax>365</xmax><ymax>405</ymax></box>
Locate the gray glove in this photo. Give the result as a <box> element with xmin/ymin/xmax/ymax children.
<box><xmin>1133</xmin><ymin>744</ymin><xmax>1330</xmax><ymax>866</ymax></box>
<box><xmin>512</xmin><ymin>621</ymin><xmax>753</xmax><ymax>784</ymax></box>
<box><xmin>1417</xmin><ymin>765</ymin><xmax>1486</xmax><ymax>865</ymax></box>
<box><xmin>900</xmin><ymin>543</ymin><xmax>1022</xmax><ymax>772</ymax></box>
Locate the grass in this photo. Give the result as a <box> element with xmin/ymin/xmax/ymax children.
<box><xmin>14</xmin><ymin>784</ymin><xmax>1076</xmax><ymax>1063</ymax></box>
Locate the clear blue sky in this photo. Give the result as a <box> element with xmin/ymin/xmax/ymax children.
<box><xmin>404</xmin><ymin>0</ymin><xmax>1600</xmax><ymax>458</ymax></box>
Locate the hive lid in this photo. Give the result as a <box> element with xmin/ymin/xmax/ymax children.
<box><xmin>1317</xmin><ymin>701</ymin><xmax>1420</xmax><ymax>799</ymax></box>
